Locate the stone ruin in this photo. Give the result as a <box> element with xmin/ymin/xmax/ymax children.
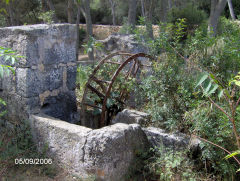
<box><xmin>0</xmin><ymin>24</ymin><xmax>78</xmax><ymax>123</ymax></box>
<box><xmin>0</xmin><ymin>24</ymin><xmax>200</xmax><ymax>181</ymax></box>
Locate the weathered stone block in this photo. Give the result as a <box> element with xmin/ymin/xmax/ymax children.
<box><xmin>0</xmin><ymin>70</ymin><xmax>16</xmax><ymax>93</ymax></box>
<box><xmin>67</xmin><ymin>66</ymin><xmax>77</xmax><ymax>90</ymax></box>
<box><xmin>16</xmin><ymin>68</ymin><xmax>41</xmax><ymax>97</ymax></box>
<box><xmin>30</xmin><ymin>114</ymin><xmax>150</xmax><ymax>181</ymax></box>
<box><xmin>143</xmin><ymin>127</ymin><xmax>201</xmax><ymax>152</ymax></box>
<box><xmin>95</xmin><ymin>34</ymin><xmax>149</xmax><ymax>59</ymax></box>
<box><xmin>49</xmin><ymin>67</ymin><xmax>63</xmax><ymax>91</ymax></box>
<box><xmin>41</xmin><ymin>91</ymin><xmax>77</xmax><ymax>122</ymax></box>
<box><xmin>112</xmin><ymin>109</ymin><xmax>151</xmax><ymax>126</ymax></box>
<box><xmin>1</xmin><ymin>92</ymin><xmax>40</xmax><ymax>121</ymax></box>
<box><xmin>0</xmin><ymin>24</ymin><xmax>77</xmax><ymax>122</ymax></box>
<box><xmin>0</xmin><ymin>24</ymin><xmax>77</xmax><ymax>67</ymax></box>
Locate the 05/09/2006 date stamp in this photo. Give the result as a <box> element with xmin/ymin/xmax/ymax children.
<box><xmin>15</xmin><ymin>158</ymin><xmax>52</xmax><ymax>165</ymax></box>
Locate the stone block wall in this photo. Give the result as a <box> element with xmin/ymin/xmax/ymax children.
<box><xmin>79</xmin><ymin>24</ymin><xmax>160</xmax><ymax>40</ymax></box>
<box><xmin>0</xmin><ymin>24</ymin><xmax>78</xmax><ymax>122</ymax></box>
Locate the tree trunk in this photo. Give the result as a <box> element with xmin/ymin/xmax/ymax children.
<box><xmin>160</xmin><ymin>0</ymin><xmax>168</xmax><ymax>22</ymax></box>
<box><xmin>46</xmin><ymin>0</ymin><xmax>58</xmax><ymax>22</ymax></box>
<box><xmin>168</xmin><ymin>0</ymin><xmax>172</xmax><ymax>10</ymax></box>
<box><xmin>144</xmin><ymin>0</ymin><xmax>154</xmax><ymax>39</ymax></box>
<box><xmin>68</xmin><ymin>0</ymin><xmax>74</xmax><ymax>23</ymax></box>
<box><xmin>141</xmin><ymin>0</ymin><xmax>145</xmax><ymax>17</ymax></box>
<box><xmin>208</xmin><ymin>0</ymin><xmax>227</xmax><ymax>36</ymax></box>
<box><xmin>7</xmin><ymin>1</ymin><xmax>15</xmax><ymax>26</ymax></box>
<box><xmin>82</xmin><ymin>0</ymin><xmax>94</xmax><ymax>61</ymax></box>
<box><xmin>109</xmin><ymin>0</ymin><xmax>116</xmax><ymax>25</ymax></box>
<box><xmin>76</xmin><ymin>2</ymin><xmax>81</xmax><ymax>59</ymax></box>
<box><xmin>128</xmin><ymin>0</ymin><xmax>137</xmax><ymax>30</ymax></box>
<box><xmin>41</xmin><ymin>0</ymin><xmax>48</xmax><ymax>12</ymax></box>
<box><xmin>227</xmin><ymin>0</ymin><xmax>236</xmax><ymax>20</ymax></box>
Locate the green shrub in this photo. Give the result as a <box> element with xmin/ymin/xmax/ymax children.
<box><xmin>0</xmin><ymin>14</ymin><xmax>7</xmax><ymax>27</ymax></box>
<box><xmin>0</xmin><ymin>119</ymin><xmax>58</xmax><ymax>178</ymax></box>
<box><xmin>79</xmin><ymin>28</ymin><xmax>87</xmax><ymax>45</ymax></box>
<box><xmin>119</xmin><ymin>17</ymin><xmax>134</xmax><ymax>34</ymax></box>
<box><xmin>76</xmin><ymin>65</ymin><xmax>93</xmax><ymax>101</ymax></box>
<box><xmin>38</xmin><ymin>10</ymin><xmax>55</xmax><ymax>24</ymax></box>
<box><xmin>133</xmin><ymin>16</ymin><xmax>240</xmax><ymax>179</ymax></box>
<box><xmin>147</xmin><ymin>148</ymin><xmax>198</xmax><ymax>181</ymax></box>
<box><xmin>0</xmin><ymin>46</ymin><xmax>21</xmax><ymax>116</ymax></box>
<box><xmin>168</xmin><ymin>4</ymin><xmax>207</xmax><ymax>31</ymax></box>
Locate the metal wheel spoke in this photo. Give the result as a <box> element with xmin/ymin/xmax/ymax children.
<box><xmin>87</xmin><ymin>84</ymin><xmax>105</xmax><ymax>98</ymax></box>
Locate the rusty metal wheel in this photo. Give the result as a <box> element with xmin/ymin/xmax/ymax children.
<box><xmin>80</xmin><ymin>51</ymin><xmax>154</xmax><ymax>128</ymax></box>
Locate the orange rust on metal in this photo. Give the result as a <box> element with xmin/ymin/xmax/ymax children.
<box><xmin>80</xmin><ymin>52</ymin><xmax>154</xmax><ymax>128</ymax></box>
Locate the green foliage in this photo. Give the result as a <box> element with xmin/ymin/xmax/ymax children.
<box><xmin>225</xmin><ymin>150</ymin><xmax>240</xmax><ymax>174</ymax></box>
<box><xmin>133</xmin><ymin>18</ymin><xmax>195</xmax><ymax>131</ymax></box>
<box><xmin>132</xmin><ymin>16</ymin><xmax>240</xmax><ymax>179</ymax></box>
<box><xmin>0</xmin><ymin>0</ymin><xmax>40</xmax><ymax>26</ymax></box>
<box><xmin>184</xmin><ymin>101</ymin><xmax>238</xmax><ymax>177</ymax></box>
<box><xmin>184</xmin><ymin>19</ymin><xmax>240</xmax><ymax>178</ymax></box>
<box><xmin>0</xmin><ymin>120</ymin><xmax>35</xmax><ymax>162</ymax></box>
<box><xmin>119</xmin><ymin>17</ymin><xmax>134</xmax><ymax>34</ymax></box>
<box><xmin>0</xmin><ymin>119</ymin><xmax>58</xmax><ymax>178</ymax></box>
<box><xmin>230</xmin><ymin>72</ymin><xmax>240</xmax><ymax>87</ymax></box>
<box><xmin>224</xmin><ymin>0</ymin><xmax>240</xmax><ymax>19</ymax></box>
<box><xmin>148</xmin><ymin>148</ymin><xmax>198</xmax><ymax>181</ymax></box>
<box><xmin>38</xmin><ymin>10</ymin><xmax>55</xmax><ymax>24</ymax></box>
<box><xmin>76</xmin><ymin>65</ymin><xmax>93</xmax><ymax>100</ymax></box>
<box><xmin>126</xmin><ymin>147</ymin><xmax>200</xmax><ymax>181</ymax></box>
<box><xmin>225</xmin><ymin>150</ymin><xmax>240</xmax><ymax>160</ymax></box>
<box><xmin>0</xmin><ymin>46</ymin><xmax>21</xmax><ymax>77</ymax></box>
<box><xmin>0</xmin><ymin>14</ymin><xmax>6</xmax><ymax>27</ymax></box>
<box><xmin>76</xmin><ymin>60</ymin><xmax>137</xmax><ymax>118</ymax></box>
<box><xmin>186</xmin><ymin>17</ymin><xmax>240</xmax><ymax>83</ymax></box>
<box><xmin>0</xmin><ymin>46</ymin><xmax>21</xmax><ymax>117</ymax></box>
<box><xmin>168</xmin><ymin>3</ymin><xmax>207</xmax><ymax>31</ymax></box>
<box><xmin>82</xmin><ymin>36</ymin><xmax>103</xmax><ymax>54</ymax></box>
<box><xmin>79</xmin><ymin>28</ymin><xmax>87</xmax><ymax>45</ymax></box>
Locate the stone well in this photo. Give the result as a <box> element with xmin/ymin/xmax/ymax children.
<box><xmin>0</xmin><ymin>24</ymin><xmax>199</xmax><ymax>181</ymax></box>
<box><xmin>0</xmin><ymin>24</ymin><xmax>151</xmax><ymax>180</ymax></box>
<box><xmin>30</xmin><ymin>114</ymin><xmax>149</xmax><ymax>181</ymax></box>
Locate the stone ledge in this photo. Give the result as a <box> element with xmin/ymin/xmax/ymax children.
<box><xmin>112</xmin><ymin>109</ymin><xmax>151</xmax><ymax>126</ymax></box>
<box><xmin>112</xmin><ymin>109</ymin><xmax>201</xmax><ymax>152</ymax></box>
<box><xmin>29</xmin><ymin>114</ymin><xmax>150</xmax><ymax>181</ymax></box>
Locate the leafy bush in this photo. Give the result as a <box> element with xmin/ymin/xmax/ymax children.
<box><xmin>0</xmin><ymin>46</ymin><xmax>22</xmax><ymax>116</ymax></box>
<box><xmin>224</xmin><ymin>0</ymin><xmax>240</xmax><ymax>19</ymax></box>
<box><xmin>82</xmin><ymin>36</ymin><xmax>103</xmax><ymax>55</ymax></box>
<box><xmin>147</xmin><ymin>148</ymin><xmax>198</xmax><ymax>181</ymax></box>
<box><xmin>0</xmin><ymin>46</ymin><xmax>20</xmax><ymax>76</ymax></box>
<box><xmin>133</xmin><ymin>18</ymin><xmax>195</xmax><ymax>132</ymax></box>
<box><xmin>0</xmin><ymin>119</ymin><xmax>58</xmax><ymax>178</ymax></box>
<box><xmin>168</xmin><ymin>3</ymin><xmax>207</xmax><ymax>31</ymax></box>
<box><xmin>119</xmin><ymin>17</ymin><xmax>134</xmax><ymax>34</ymax></box>
<box><xmin>126</xmin><ymin>147</ymin><xmax>202</xmax><ymax>181</ymax></box>
<box><xmin>0</xmin><ymin>14</ymin><xmax>6</xmax><ymax>27</ymax></box>
<box><xmin>79</xmin><ymin>28</ymin><xmax>87</xmax><ymax>45</ymax></box>
<box><xmin>38</xmin><ymin>10</ymin><xmax>55</xmax><ymax>24</ymax></box>
<box><xmin>76</xmin><ymin>65</ymin><xmax>93</xmax><ymax>101</ymax></box>
<box><xmin>133</xmin><ymin>16</ymin><xmax>240</xmax><ymax>179</ymax></box>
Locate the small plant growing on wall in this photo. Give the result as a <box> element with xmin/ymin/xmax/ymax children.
<box><xmin>0</xmin><ymin>46</ymin><xmax>21</xmax><ymax>116</ymax></box>
<box><xmin>38</xmin><ymin>11</ymin><xmax>55</xmax><ymax>24</ymax></box>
